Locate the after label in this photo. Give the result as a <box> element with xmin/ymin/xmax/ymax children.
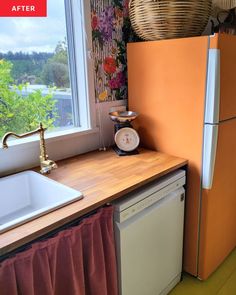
<box><xmin>0</xmin><ymin>0</ymin><xmax>47</xmax><ymax>17</ymax></box>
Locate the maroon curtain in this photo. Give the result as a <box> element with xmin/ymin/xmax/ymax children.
<box><xmin>0</xmin><ymin>206</ymin><xmax>118</xmax><ymax>295</ymax></box>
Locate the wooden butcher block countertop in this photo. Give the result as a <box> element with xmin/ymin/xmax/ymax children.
<box><xmin>0</xmin><ymin>148</ymin><xmax>187</xmax><ymax>256</ymax></box>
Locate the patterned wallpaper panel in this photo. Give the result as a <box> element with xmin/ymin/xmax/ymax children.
<box><xmin>90</xmin><ymin>0</ymin><xmax>132</xmax><ymax>102</ymax></box>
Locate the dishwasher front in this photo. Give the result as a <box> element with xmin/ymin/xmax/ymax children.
<box><xmin>113</xmin><ymin>170</ymin><xmax>186</xmax><ymax>295</ymax></box>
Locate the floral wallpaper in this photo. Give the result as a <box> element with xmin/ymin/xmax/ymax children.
<box><xmin>90</xmin><ymin>0</ymin><xmax>134</xmax><ymax>102</ymax></box>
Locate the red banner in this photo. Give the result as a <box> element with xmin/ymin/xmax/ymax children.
<box><xmin>0</xmin><ymin>0</ymin><xmax>47</xmax><ymax>17</ymax></box>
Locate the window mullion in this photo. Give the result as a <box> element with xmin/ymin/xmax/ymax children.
<box><xmin>64</xmin><ymin>0</ymin><xmax>81</xmax><ymax>127</ymax></box>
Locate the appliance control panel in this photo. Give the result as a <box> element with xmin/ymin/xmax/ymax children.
<box><xmin>115</xmin><ymin>176</ymin><xmax>185</xmax><ymax>223</ymax></box>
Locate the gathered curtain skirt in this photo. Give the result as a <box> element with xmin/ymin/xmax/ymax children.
<box><xmin>0</xmin><ymin>206</ymin><xmax>118</xmax><ymax>295</ymax></box>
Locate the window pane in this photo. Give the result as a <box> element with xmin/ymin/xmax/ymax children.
<box><xmin>0</xmin><ymin>0</ymin><xmax>74</xmax><ymax>138</ymax></box>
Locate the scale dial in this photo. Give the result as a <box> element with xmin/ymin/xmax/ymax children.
<box><xmin>114</xmin><ymin>127</ymin><xmax>140</xmax><ymax>152</ymax></box>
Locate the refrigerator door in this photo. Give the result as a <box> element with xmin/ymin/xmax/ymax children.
<box><xmin>199</xmin><ymin>118</ymin><xmax>236</xmax><ymax>280</ymax></box>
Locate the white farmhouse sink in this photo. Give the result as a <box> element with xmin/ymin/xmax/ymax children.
<box><xmin>0</xmin><ymin>171</ymin><xmax>83</xmax><ymax>233</ymax></box>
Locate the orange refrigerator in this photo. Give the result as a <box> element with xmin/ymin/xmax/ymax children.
<box><xmin>128</xmin><ymin>33</ymin><xmax>236</xmax><ymax>280</ymax></box>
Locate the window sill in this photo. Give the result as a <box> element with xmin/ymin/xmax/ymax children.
<box><xmin>0</xmin><ymin>100</ymin><xmax>127</xmax><ymax>176</ymax></box>
<box><xmin>0</xmin><ymin>126</ymin><xmax>101</xmax><ymax>176</ymax></box>
<box><xmin>3</xmin><ymin>127</ymin><xmax>99</xmax><ymax>151</ymax></box>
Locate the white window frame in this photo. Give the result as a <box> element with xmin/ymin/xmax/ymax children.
<box><xmin>0</xmin><ymin>0</ymin><xmax>98</xmax><ymax>174</ymax></box>
<box><xmin>65</xmin><ymin>0</ymin><xmax>96</xmax><ymax>130</ymax></box>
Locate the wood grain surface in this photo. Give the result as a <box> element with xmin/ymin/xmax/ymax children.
<box><xmin>0</xmin><ymin>148</ymin><xmax>187</xmax><ymax>256</ymax></box>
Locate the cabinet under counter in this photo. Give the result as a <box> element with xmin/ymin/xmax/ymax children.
<box><xmin>0</xmin><ymin>148</ymin><xmax>187</xmax><ymax>256</ymax></box>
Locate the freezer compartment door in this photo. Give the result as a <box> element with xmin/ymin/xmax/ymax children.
<box><xmin>205</xmin><ymin>35</ymin><xmax>236</xmax><ymax>123</ymax></box>
<box><xmin>218</xmin><ymin>35</ymin><xmax>236</xmax><ymax>121</ymax></box>
<box><xmin>202</xmin><ymin>124</ymin><xmax>218</xmax><ymax>189</ymax></box>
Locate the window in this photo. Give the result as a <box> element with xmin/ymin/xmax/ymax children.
<box><xmin>0</xmin><ymin>0</ymin><xmax>94</xmax><ymax>139</ymax></box>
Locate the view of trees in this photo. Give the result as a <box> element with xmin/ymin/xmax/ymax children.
<box><xmin>41</xmin><ymin>40</ymin><xmax>70</xmax><ymax>88</ymax></box>
<box><xmin>0</xmin><ymin>51</ymin><xmax>52</xmax><ymax>85</ymax></box>
<box><xmin>0</xmin><ymin>60</ymin><xmax>58</xmax><ymax>138</ymax></box>
<box><xmin>0</xmin><ymin>40</ymin><xmax>70</xmax><ymax>88</ymax></box>
<box><xmin>0</xmin><ymin>40</ymin><xmax>71</xmax><ymax>137</ymax></box>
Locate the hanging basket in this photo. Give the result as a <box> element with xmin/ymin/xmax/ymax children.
<box><xmin>129</xmin><ymin>0</ymin><xmax>212</xmax><ymax>41</ymax></box>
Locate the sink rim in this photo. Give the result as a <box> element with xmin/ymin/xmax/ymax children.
<box><xmin>0</xmin><ymin>170</ymin><xmax>83</xmax><ymax>233</ymax></box>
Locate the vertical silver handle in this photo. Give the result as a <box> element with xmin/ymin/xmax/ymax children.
<box><xmin>205</xmin><ymin>49</ymin><xmax>220</xmax><ymax>124</ymax></box>
<box><xmin>202</xmin><ymin>124</ymin><xmax>218</xmax><ymax>189</ymax></box>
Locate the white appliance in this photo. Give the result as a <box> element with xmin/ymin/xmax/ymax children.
<box><xmin>113</xmin><ymin>170</ymin><xmax>186</xmax><ymax>295</ymax></box>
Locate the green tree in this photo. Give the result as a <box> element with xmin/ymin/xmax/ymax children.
<box><xmin>41</xmin><ymin>62</ymin><xmax>69</xmax><ymax>88</ymax></box>
<box><xmin>0</xmin><ymin>59</ymin><xmax>58</xmax><ymax>138</ymax></box>
<box><xmin>54</xmin><ymin>40</ymin><xmax>68</xmax><ymax>64</ymax></box>
<box><xmin>41</xmin><ymin>40</ymin><xmax>70</xmax><ymax>88</ymax></box>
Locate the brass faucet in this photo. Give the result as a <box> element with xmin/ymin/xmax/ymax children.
<box><xmin>1</xmin><ymin>123</ymin><xmax>57</xmax><ymax>174</ymax></box>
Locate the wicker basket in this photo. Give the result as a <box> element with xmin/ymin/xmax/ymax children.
<box><xmin>129</xmin><ymin>0</ymin><xmax>212</xmax><ymax>41</ymax></box>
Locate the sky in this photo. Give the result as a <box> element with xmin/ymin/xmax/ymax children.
<box><xmin>0</xmin><ymin>0</ymin><xmax>67</xmax><ymax>53</ymax></box>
